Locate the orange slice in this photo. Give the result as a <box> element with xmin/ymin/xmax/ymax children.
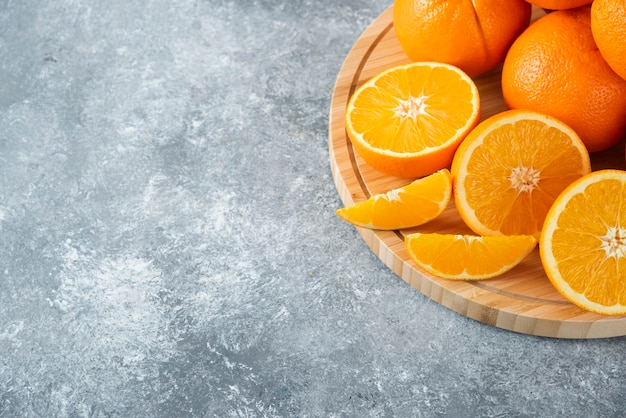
<box><xmin>336</xmin><ymin>169</ymin><xmax>452</xmax><ymax>230</ymax></box>
<box><xmin>405</xmin><ymin>233</ymin><xmax>537</xmax><ymax>280</ymax></box>
<box><xmin>452</xmin><ymin>109</ymin><xmax>591</xmax><ymax>238</ymax></box>
<box><xmin>540</xmin><ymin>169</ymin><xmax>626</xmax><ymax>315</ymax></box>
<box><xmin>345</xmin><ymin>62</ymin><xmax>480</xmax><ymax>178</ymax></box>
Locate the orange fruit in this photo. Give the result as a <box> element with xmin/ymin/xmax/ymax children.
<box><xmin>591</xmin><ymin>0</ymin><xmax>626</xmax><ymax>81</ymax></box>
<box><xmin>405</xmin><ymin>233</ymin><xmax>537</xmax><ymax>280</ymax></box>
<box><xmin>393</xmin><ymin>0</ymin><xmax>532</xmax><ymax>77</ymax></box>
<box><xmin>540</xmin><ymin>170</ymin><xmax>626</xmax><ymax>315</ymax></box>
<box><xmin>452</xmin><ymin>109</ymin><xmax>591</xmax><ymax>239</ymax></box>
<box><xmin>345</xmin><ymin>62</ymin><xmax>480</xmax><ymax>179</ymax></box>
<box><xmin>524</xmin><ymin>0</ymin><xmax>591</xmax><ymax>10</ymax></box>
<box><xmin>502</xmin><ymin>7</ymin><xmax>626</xmax><ymax>153</ymax></box>
<box><xmin>336</xmin><ymin>169</ymin><xmax>451</xmax><ymax>230</ymax></box>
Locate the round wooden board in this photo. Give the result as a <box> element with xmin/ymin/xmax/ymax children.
<box><xmin>329</xmin><ymin>6</ymin><xmax>626</xmax><ymax>339</ymax></box>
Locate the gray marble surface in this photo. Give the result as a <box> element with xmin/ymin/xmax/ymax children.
<box><xmin>1</xmin><ymin>0</ymin><xmax>626</xmax><ymax>417</ymax></box>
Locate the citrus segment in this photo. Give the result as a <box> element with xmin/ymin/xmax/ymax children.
<box><xmin>345</xmin><ymin>62</ymin><xmax>480</xmax><ymax>179</ymax></box>
<box><xmin>405</xmin><ymin>233</ymin><xmax>537</xmax><ymax>280</ymax></box>
<box><xmin>452</xmin><ymin>110</ymin><xmax>591</xmax><ymax>238</ymax></box>
<box><xmin>540</xmin><ymin>170</ymin><xmax>626</xmax><ymax>315</ymax></box>
<box><xmin>336</xmin><ymin>169</ymin><xmax>451</xmax><ymax>230</ymax></box>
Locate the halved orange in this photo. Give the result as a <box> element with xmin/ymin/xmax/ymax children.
<box><xmin>336</xmin><ymin>169</ymin><xmax>451</xmax><ymax>230</ymax></box>
<box><xmin>540</xmin><ymin>169</ymin><xmax>626</xmax><ymax>315</ymax></box>
<box><xmin>345</xmin><ymin>62</ymin><xmax>480</xmax><ymax>178</ymax></box>
<box><xmin>452</xmin><ymin>109</ymin><xmax>591</xmax><ymax>238</ymax></box>
<box><xmin>405</xmin><ymin>233</ymin><xmax>537</xmax><ymax>280</ymax></box>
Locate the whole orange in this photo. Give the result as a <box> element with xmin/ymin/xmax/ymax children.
<box><xmin>502</xmin><ymin>7</ymin><xmax>626</xmax><ymax>153</ymax></box>
<box><xmin>393</xmin><ymin>0</ymin><xmax>532</xmax><ymax>77</ymax></box>
<box><xmin>524</xmin><ymin>0</ymin><xmax>591</xmax><ymax>10</ymax></box>
<box><xmin>591</xmin><ymin>0</ymin><xmax>626</xmax><ymax>81</ymax></box>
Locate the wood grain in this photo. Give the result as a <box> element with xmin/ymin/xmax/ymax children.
<box><xmin>328</xmin><ymin>6</ymin><xmax>626</xmax><ymax>339</ymax></box>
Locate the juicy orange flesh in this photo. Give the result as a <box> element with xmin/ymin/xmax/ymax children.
<box><xmin>350</xmin><ymin>65</ymin><xmax>476</xmax><ymax>153</ymax></box>
<box><xmin>550</xmin><ymin>179</ymin><xmax>626</xmax><ymax>306</ymax></box>
<box><xmin>337</xmin><ymin>169</ymin><xmax>451</xmax><ymax>230</ymax></box>
<box><xmin>406</xmin><ymin>234</ymin><xmax>536</xmax><ymax>278</ymax></box>
<box><xmin>463</xmin><ymin>119</ymin><xmax>587</xmax><ymax>235</ymax></box>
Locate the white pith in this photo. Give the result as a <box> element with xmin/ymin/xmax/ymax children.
<box><xmin>382</xmin><ymin>188</ymin><xmax>402</xmax><ymax>202</ymax></box>
<box><xmin>508</xmin><ymin>166</ymin><xmax>541</xmax><ymax>194</ymax></box>
<box><xmin>394</xmin><ymin>95</ymin><xmax>429</xmax><ymax>120</ymax></box>
<box><xmin>598</xmin><ymin>226</ymin><xmax>626</xmax><ymax>260</ymax></box>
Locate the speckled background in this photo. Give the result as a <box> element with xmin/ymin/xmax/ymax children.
<box><xmin>1</xmin><ymin>0</ymin><xmax>626</xmax><ymax>417</ymax></box>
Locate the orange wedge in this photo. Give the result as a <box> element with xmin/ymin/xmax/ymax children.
<box><xmin>345</xmin><ymin>62</ymin><xmax>480</xmax><ymax>178</ymax></box>
<box><xmin>336</xmin><ymin>168</ymin><xmax>452</xmax><ymax>230</ymax></box>
<box><xmin>452</xmin><ymin>109</ymin><xmax>591</xmax><ymax>238</ymax></box>
<box><xmin>405</xmin><ymin>233</ymin><xmax>537</xmax><ymax>280</ymax></box>
<box><xmin>540</xmin><ymin>170</ymin><xmax>626</xmax><ymax>315</ymax></box>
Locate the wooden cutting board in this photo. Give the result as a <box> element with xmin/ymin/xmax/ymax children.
<box><xmin>328</xmin><ymin>6</ymin><xmax>626</xmax><ymax>339</ymax></box>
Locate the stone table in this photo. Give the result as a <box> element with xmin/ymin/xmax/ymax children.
<box><xmin>1</xmin><ymin>0</ymin><xmax>625</xmax><ymax>416</ymax></box>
